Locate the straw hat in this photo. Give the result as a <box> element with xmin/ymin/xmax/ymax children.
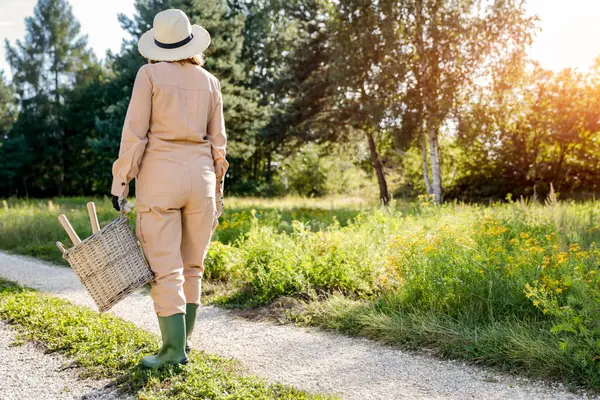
<box><xmin>138</xmin><ymin>9</ymin><xmax>211</xmax><ymax>62</ymax></box>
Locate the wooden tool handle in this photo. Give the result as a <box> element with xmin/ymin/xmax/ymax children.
<box><xmin>58</xmin><ymin>214</ymin><xmax>81</xmax><ymax>246</ymax></box>
<box><xmin>87</xmin><ymin>202</ymin><xmax>100</xmax><ymax>234</ymax></box>
<box><xmin>56</xmin><ymin>241</ymin><xmax>66</xmax><ymax>255</ymax></box>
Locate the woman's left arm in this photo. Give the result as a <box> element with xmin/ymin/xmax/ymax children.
<box><xmin>207</xmin><ymin>79</ymin><xmax>229</xmax><ymax>195</ymax></box>
<box><xmin>111</xmin><ymin>65</ymin><xmax>153</xmax><ymax>199</ymax></box>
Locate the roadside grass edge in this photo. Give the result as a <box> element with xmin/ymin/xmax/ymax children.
<box><xmin>0</xmin><ymin>277</ymin><xmax>333</xmax><ymax>400</ymax></box>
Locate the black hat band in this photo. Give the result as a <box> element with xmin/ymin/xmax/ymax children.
<box><xmin>154</xmin><ymin>33</ymin><xmax>194</xmax><ymax>49</ymax></box>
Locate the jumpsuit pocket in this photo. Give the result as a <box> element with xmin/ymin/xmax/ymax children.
<box><xmin>136</xmin><ymin>205</ymin><xmax>151</xmax><ymax>246</ymax></box>
<box><xmin>138</xmin><ymin>159</ymin><xmax>181</xmax><ymax>195</ymax></box>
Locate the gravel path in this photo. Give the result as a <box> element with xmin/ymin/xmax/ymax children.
<box><xmin>0</xmin><ymin>250</ymin><xmax>597</xmax><ymax>400</ymax></box>
<box><xmin>0</xmin><ymin>320</ymin><xmax>128</xmax><ymax>400</ymax></box>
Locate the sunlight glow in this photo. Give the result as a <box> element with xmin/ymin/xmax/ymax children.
<box><xmin>527</xmin><ymin>0</ymin><xmax>600</xmax><ymax>72</ymax></box>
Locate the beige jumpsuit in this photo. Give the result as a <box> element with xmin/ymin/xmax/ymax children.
<box><xmin>111</xmin><ymin>62</ymin><xmax>229</xmax><ymax>317</ymax></box>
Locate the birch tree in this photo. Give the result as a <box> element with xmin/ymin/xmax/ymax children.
<box><xmin>397</xmin><ymin>0</ymin><xmax>536</xmax><ymax>203</ymax></box>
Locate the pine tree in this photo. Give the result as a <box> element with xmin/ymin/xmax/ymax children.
<box><xmin>0</xmin><ymin>72</ymin><xmax>18</xmax><ymax>196</ymax></box>
<box><xmin>0</xmin><ymin>72</ymin><xmax>15</xmax><ymax>137</ymax></box>
<box><xmin>4</xmin><ymin>0</ymin><xmax>97</xmax><ymax>196</ymax></box>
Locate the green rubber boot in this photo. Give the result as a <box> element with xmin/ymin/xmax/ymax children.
<box><xmin>185</xmin><ymin>303</ymin><xmax>200</xmax><ymax>354</ymax></box>
<box><xmin>141</xmin><ymin>313</ymin><xmax>189</xmax><ymax>368</ymax></box>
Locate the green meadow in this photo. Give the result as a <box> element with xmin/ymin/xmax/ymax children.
<box><xmin>2</xmin><ymin>194</ymin><xmax>600</xmax><ymax>390</ymax></box>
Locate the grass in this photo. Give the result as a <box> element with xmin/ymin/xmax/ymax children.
<box><xmin>204</xmin><ymin>195</ymin><xmax>600</xmax><ymax>391</ymax></box>
<box><xmin>0</xmin><ymin>195</ymin><xmax>369</xmax><ymax>264</ymax></box>
<box><xmin>4</xmin><ymin>194</ymin><xmax>600</xmax><ymax>391</ymax></box>
<box><xmin>286</xmin><ymin>295</ymin><xmax>593</xmax><ymax>389</ymax></box>
<box><xmin>0</xmin><ymin>277</ymin><xmax>332</xmax><ymax>399</ymax></box>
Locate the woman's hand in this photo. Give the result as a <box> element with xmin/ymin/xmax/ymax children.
<box><xmin>111</xmin><ymin>195</ymin><xmax>133</xmax><ymax>213</ymax></box>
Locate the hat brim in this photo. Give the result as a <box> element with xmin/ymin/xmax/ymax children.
<box><xmin>138</xmin><ymin>25</ymin><xmax>211</xmax><ymax>62</ymax></box>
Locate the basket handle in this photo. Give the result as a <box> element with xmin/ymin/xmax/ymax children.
<box><xmin>118</xmin><ymin>197</ymin><xmax>132</xmax><ymax>215</ymax></box>
<box><xmin>87</xmin><ymin>202</ymin><xmax>101</xmax><ymax>234</ymax></box>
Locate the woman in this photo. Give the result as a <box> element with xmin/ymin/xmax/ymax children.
<box><xmin>110</xmin><ymin>8</ymin><xmax>229</xmax><ymax>368</ymax></box>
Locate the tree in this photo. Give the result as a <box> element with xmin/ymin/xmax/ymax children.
<box><xmin>247</xmin><ymin>0</ymin><xmax>402</xmax><ymax>203</ymax></box>
<box><xmin>231</xmin><ymin>0</ymin><xmax>336</xmax><ymax>192</ymax></box>
<box><xmin>0</xmin><ymin>72</ymin><xmax>15</xmax><ymax>138</ymax></box>
<box><xmin>4</xmin><ymin>0</ymin><xmax>97</xmax><ymax>196</ymax></box>
<box><xmin>394</xmin><ymin>0</ymin><xmax>537</xmax><ymax>203</ymax></box>
<box><xmin>454</xmin><ymin>63</ymin><xmax>600</xmax><ymax>200</ymax></box>
<box><xmin>326</xmin><ymin>0</ymin><xmax>415</xmax><ymax>205</ymax></box>
<box><xmin>0</xmin><ymin>72</ymin><xmax>18</xmax><ymax>196</ymax></box>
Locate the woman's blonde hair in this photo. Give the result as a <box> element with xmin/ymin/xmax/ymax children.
<box><xmin>148</xmin><ymin>54</ymin><xmax>205</xmax><ymax>66</ymax></box>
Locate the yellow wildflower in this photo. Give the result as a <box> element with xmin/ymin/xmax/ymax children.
<box><xmin>489</xmin><ymin>225</ymin><xmax>509</xmax><ymax>236</ymax></box>
<box><xmin>556</xmin><ymin>252</ymin><xmax>569</xmax><ymax>264</ymax></box>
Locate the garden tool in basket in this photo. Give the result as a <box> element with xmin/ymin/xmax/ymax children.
<box><xmin>56</xmin><ymin>201</ymin><xmax>154</xmax><ymax>312</ymax></box>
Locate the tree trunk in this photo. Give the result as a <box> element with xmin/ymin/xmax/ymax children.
<box><xmin>421</xmin><ymin>129</ymin><xmax>432</xmax><ymax>195</ymax></box>
<box><xmin>427</xmin><ymin>120</ymin><xmax>442</xmax><ymax>204</ymax></box>
<box><xmin>266</xmin><ymin>149</ymin><xmax>272</xmax><ymax>184</ymax></box>
<box><xmin>555</xmin><ymin>143</ymin><xmax>569</xmax><ymax>191</ymax></box>
<box><xmin>55</xmin><ymin>57</ymin><xmax>64</xmax><ymax>197</ymax></box>
<box><xmin>415</xmin><ymin>4</ymin><xmax>432</xmax><ymax>197</ymax></box>
<box><xmin>22</xmin><ymin>176</ymin><xmax>29</xmax><ymax>198</ymax></box>
<box><xmin>366</xmin><ymin>130</ymin><xmax>390</xmax><ymax>206</ymax></box>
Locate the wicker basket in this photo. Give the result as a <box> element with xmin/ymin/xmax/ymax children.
<box><xmin>57</xmin><ymin>212</ymin><xmax>154</xmax><ymax>312</ymax></box>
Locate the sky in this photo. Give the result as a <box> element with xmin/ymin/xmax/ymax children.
<box><xmin>1</xmin><ymin>0</ymin><xmax>600</xmax><ymax>76</ymax></box>
<box><xmin>0</xmin><ymin>0</ymin><xmax>136</xmax><ymax>75</ymax></box>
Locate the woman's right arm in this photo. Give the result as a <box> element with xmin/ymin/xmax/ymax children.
<box><xmin>111</xmin><ymin>65</ymin><xmax>153</xmax><ymax>199</ymax></box>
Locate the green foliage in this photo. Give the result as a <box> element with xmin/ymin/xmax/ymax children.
<box><xmin>280</xmin><ymin>143</ymin><xmax>328</xmax><ymax>197</ymax></box>
<box><xmin>452</xmin><ymin>65</ymin><xmax>600</xmax><ymax>201</ymax></box>
<box><xmin>3</xmin><ymin>0</ymin><xmax>598</xmax><ymax>200</ymax></box>
<box><xmin>2</xmin><ymin>0</ymin><xmax>102</xmax><ymax>197</ymax></box>
<box><xmin>6</xmin><ymin>195</ymin><xmax>600</xmax><ymax>388</ymax></box>
<box><xmin>204</xmin><ymin>197</ymin><xmax>600</xmax><ymax>389</ymax></box>
<box><xmin>230</xmin><ymin>220</ymin><xmax>310</xmax><ymax>305</ymax></box>
<box><xmin>203</xmin><ymin>241</ymin><xmax>242</xmax><ymax>282</ymax></box>
<box><xmin>0</xmin><ymin>72</ymin><xmax>17</xmax><ymax>196</ymax></box>
<box><xmin>211</xmin><ymin>206</ymin><xmax>400</xmax><ymax>306</ymax></box>
<box><xmin>0</xmin><ymin>278</ymin><xmax>330</xmax><ymax>399</ymax></box>
<box><xmin>0</xmin><ymin>196</ymin><xmax>365</xmax><ymax>263</ymax></box>
<box><xmin>0</xmin><ymin>72</ymin><xmax>15</xmax><ymax>133</ymax></box>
